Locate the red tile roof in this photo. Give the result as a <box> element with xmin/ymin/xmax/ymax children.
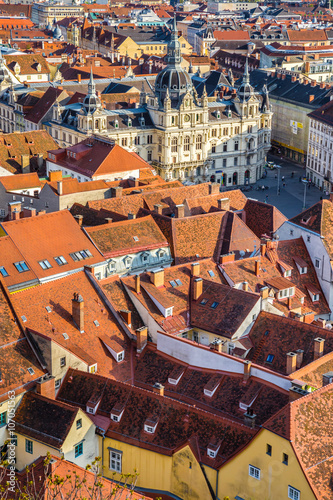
<box><xmin>213</xmin><ymin>30</ymin><xmax>250</xmax><ymax>41</ymax></box>
<box><xmin>24</xmin><ymin>87</ymin><xmax>68</xmax><ymax>124</ymax></box>
<box><xmin>58</xmin><ymin>368</ymin><xmax>257</xmax><ymax>468</ymax></box>
<box><xmin>244</xmin><ymin>199</ymin><xmax>287</xmax><ymax>238</ymax></box>
<box><xmin>11</xmin><ymin>270</ymin><xmax>132</xmax><ymax>381</ymax></box>
<box><xmin>0</xmin><ymin>172</ymin><xmax>41</xmax><ymax>191</ymax></box>
<box><xmin>85</xmin><ymin>215</ymin><xmax>168</xmax><ymax>257</ymax></box>
<box><xmin>1</xmin><ymin>210</ymin><xmax>104</xmax><ymax>281</ymax></box>
<box><xmin>287</xmin><ymin>29</ymin><xmax>328</xmax><ymax>41</ymax></box>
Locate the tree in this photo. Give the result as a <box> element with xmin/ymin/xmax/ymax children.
<box><xmin>0</xmin><ymin>453</ymin><xmax>147</xmax><ymax>500</ymax></box>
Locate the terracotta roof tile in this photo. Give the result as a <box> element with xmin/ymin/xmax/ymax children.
<box><xmin>0</xmin><ymin>172</ymin><xmax>41</xmax><ymax>191</ymax></box>
<box><xmin>1</xmin><ymin>211</ymin><xmax>104</xmax><ymax>281</ymax></box>
<box><xmin>14</xmin><ymin>392</ymin><xmax>79</xmax><ymax>448</ymax></box>
<box><xmin>85</xmin><ymin>215</ymin><xmax>168</xmax><ymax>257</ymax></box>
<box><xmin>244</xmin><ymin>199</ymin><xmax>287</xmax><ymax>238</ymax></box>
<box><xmin>11</xmin><ymin>271</ymin><xmax>132</xmax><ymax>380</ymax></box>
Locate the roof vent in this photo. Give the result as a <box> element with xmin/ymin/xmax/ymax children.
<box><xmin>45</xmin><ymin>306</ymin><xmax>52</xmax><ymax>313</ymax></box>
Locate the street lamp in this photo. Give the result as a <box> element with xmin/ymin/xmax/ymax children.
<box><xmin>276</xmin><ymin>165</ymin><xmax>282</xmax><ymax>195</ymax></box>
<box><xmin>302</xmin><ymin>178</ymin><xmax>308</xmax><ymax>210</ymax></box>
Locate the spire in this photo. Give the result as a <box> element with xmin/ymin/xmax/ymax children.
<box><xmin>243</xmin><ymin>57</ymin><xmax>250</xmax><ymax>86</ymax></box>
<box><xmin>167</xmin><ymin>16</ymin><xmax>181</xmax><ymax>67</ymax></box>
<box><xmin>88</xmin><ymin>66</ymin><xmax>96</xmax><ymax>96</ymax></box>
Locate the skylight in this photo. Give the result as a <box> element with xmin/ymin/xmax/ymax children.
<box><xmin>45</xmin><ymin>306</ymin><xmax>52</xmax><ymax>313</ymax></box>
<box><xmin>14</xmin><ymin>261</ymin><xmax>29</xmax><ymax>273</ymax></box>
<box><xmin>21</xmin><ymin>315</ymin><xmax>27</xmax><ymax>323</ymax></box>
<box><xmin>266</xmin><ymin>354</ymin><xmax>274</xmax><ymax>363</ymax></box>
<box><xmin>70</xmin><ymin>249</ymin><xmax>93</xmax><ymax>261</ymax></box>
<box><xmin>63</xmin><ymin>333</ymin><xmax>69</xmax><ymax>340</ymax></box>
<box><xmin>169</xmin><ymin>280</ymin><xmax>177</xmax><ymax>287</ymax></box>
<box><xmin>175</xmin><ymin>279</ymin><xmax>182</xmax><ymax>286</ymax></box>
<box><xmin>133</xmin><ymin>236</ymin><xmax>139</xmax><ymax>242</ymax></box>
<box><xmin>0</xmin><ymin>266</ymin><xmax>8</xmax><ymax>277</ymax></box>
<box><xmin>39</xmin><ymin>259</ymin><xmax>52</xmax><ymax>270</ymax></box>
<box><xmin>94</xmin><ymin>320</ymin><xmax>100</xmax><ymax>327</ymax></box>
<box><xmin>200</xmin><ymin>298</ymin><xmax>208</xmax><ymax>305</ymax></box>
<box><xmin>208</xmin><ymin>270</ymin><xmax>215</xmax><ymax>277</ymax></box>
<box><xmin>27</xmin><ymin>368</ymin><xmax>34</xmax><ymax>375</ymax></box>
<box><xmin>211</xmin><ymin>302</ymin><xmax>219</xmax><ymax>309</ymax></box>
<box><xmin>54</xmin><ymin>255</ymin><xmax>67</xmax><ymax>266</ymax></box>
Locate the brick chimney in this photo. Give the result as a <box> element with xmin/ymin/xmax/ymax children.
<box><xmin>286</xmin><ymin>352</ymin><xmax>297</xmax><ymax>374</ymax></box>
<box><xmin>291</xmin><ymin>75</ymin><xmax>297</xmax><ymax>83</ymax></box>
<box><xmin>244</xmin><ymin>408</ymin><xmax>256</xmax><ymax>428</ymax></box>
<box><xmin>136</xmin><ymin>326</ymin><xmax>147</xmax><ymax>353</ymax></box>
<box><xmin>152</xmin><ymin>382</ymin><xmax>164</xmax><ymax>396</ymax></box>
<box><xmin>57</xmin><ymin>181</ymin><xmax>63</xmax><ymax>196</ymax></box>
<box><xmin>296</xmin><ymin>349</ymin><xmax>304</xmax><ymax>369</ymax></box>
<box><xmin>191</xmin><ymin>262</ymin><xmax>200</xmax><ymax>277</ymax></box>
<box><xmin>243</xmin><ymin>360</ymin><xmax>251</xmax><ymax>382</ymax></box>
<box><xmin>154</xmin><ymin>204</ymin><xmax>163</xmax><ymax>215</ymax></box>
<box><xmin>193</xmin><ymin>278</ymin><xmax>203</xmax><ymax>300</ymax></box>
<box><xmin>243</xmin><ymin>281</ymin><xmax>249</xmax><ymax>291</ymax></box>
<box><xmin>217</xmin><ymin>198</ymin><xmax>230</xmax><ymax>211</ymax></box>
<box><xmin>74</xmin><ymin>215</ymin><xmax>83</xmax><ymax>226</ymax></box>
<box><xmin>260</xmin><ymin>286</ymin><xmax>269</xmax><ymax>300</ymax></box>
<box><xmin>105</xmin><ymin>217</ymin><xmax>112</xmax><ymax>224</ymax></box>
<box><xmin>219</xmin><ymin>252</ymin><xmax>235</xmax><ymax>265</ymax></box>
<box><xmin>78</xmin><ymin>73</ymin><xmax>81</xmax><ymax>83</ymax></box>
<box><xmin>120</xmin><ymin>309</ymin><xmax>131</xmax><ymax>328</ymax></box>
<box><xmin>151</xmin><ymin>269</ymin><xmax>164</xmax><ymax>288</ymax></box>
<box><xmin>260</xmin><ymin>242</ymin><xmax>266</xmax><ymax>256</ymax></box>
<box><xmin>72</xmin><ymin>292</ymin><xmax>84</xmax><ymax>333</ymax></box>
<box><xmin>314</xmin><ymin>337</ymin><xmax>325</xmax><ymax>360</ymax></box>
<box><xmin>49</xmin><ymin>170</ymin><xmax>62</xmax><ymax>182</ymax></box>
<box><xmin>255</xmin><ymin>260</ymin><xmax>260</xmax><ymax>277</ymax></box>
<box><xmin>175</xmin><ymin>204</ymin><xmax>185</xmax><ymax>218</ymax></box>
<box><xmin>281</xmin><ymin>73</ymin><xmax>286</xmax><ymax>80</ymax></box>
<box><xmin>135</xmin><ymin>274</ymin><xmax>141</xmax><ymax>293</ymax></box>
<box><xmin>111</xmin><ymin>186</ymin><xmax>123</xmax><ymax>198</ymax></box>
<box><xmin>209</xmin><ymin>182</ymin><xmax>220</xmax><ymax>195</ymax></box>
<box><xmin>8</xmin><ymin>201</ymin><xmax>22</xmax><ymax>220</ymax></box>
<box><xmin>21</xmin><ymin>154</ymin><xmax>30</xmax><ymax>174</ymax></box>
<box><xmin>36</xmin><ymin>375</ymin><xmax>56</xmax><ymax>399</ymax></box>
<box><xmin>311</xmin><ymin>80</ymin><xmax>316</xmax><ymax>87</ymax></box>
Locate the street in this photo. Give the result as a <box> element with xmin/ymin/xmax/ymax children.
<box><xmin>238</xmin><ymin>154</ymin><xmax>329</xmax><ymax>219</ymax></box>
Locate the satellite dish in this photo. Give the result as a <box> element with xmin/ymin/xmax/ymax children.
<box><xmin>239</xmin><ymin>250</ymin><xmax>246</xmax><ymax>258</ymax></box>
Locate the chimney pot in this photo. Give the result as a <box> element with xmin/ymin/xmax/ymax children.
<box><xmin>244</xmin><ymin>408</ymin><xmax>256</xmax><ymax>428</ymax></box>
<box><xmin>296</xmin><ymin>349</ymin><xmax>304</xmax><ymax>369</ymax></box>
<box><xmin>243</xmin><ymin>360</ymin><xmax>251</xmax><ymax>381</ymax></box>
<box><xmin>105</xmin><ymin>217</ymin><xmax>113</xmax><ymax>224</ymax></box>
<box><xmin>36</xmin><ymin>375</ymin><xmax>56</xmax><ymax>399</ymax></box>
<box><xmin>243</xmin><ymin>281</ymin><xmax>249</xmax><ymax>291</ymax></box>
<box><xmin>217</xmin><ymin>197</ymin><xmax>230</xmax><ymax>211</ymax></box>
<box><xmin>74</xmin><ymin>214</ymin><xmax>83</xmax><ymax>226</ymax></box>
<box><xmin>219</xmin><ymin>252</ymin><xmax>235</xmax><ymax>265</ymax></box>
<box><xmin>260</xmin><ymin>242</ymin><xmax>266</xmax><ymax>256</ymax></box>
<box><xmin>151</xmin><ymin>269</ymin><xmax>164</xmax><ymax>288</ymax></box>
<box><xmin>260</xmin><ymin>286</ymin><xmax>269</xmax><ymax>300</ymax></box>
<box><xmin>175</xmin><ymin>204</ymin><xmax>185</xmax><ymax>218</ymax></box>
<box><xmin>154</xmin><ymin>203</ymin><xmax>163</xmax><ymax>215</ymax></box>
<box><xmin>191</xmin><ymin>262</ymin><xmax>200</xmax><ymax>277</ymax></box>
<box><xmin>136</xmin><ymin>326</ymin><xmax>147</xmax><ymax>353</ymax></box>
<box><xmin>193</xmin><ymin>278</ymin><xmax>203</xmax><ymax>301</ymax></box>
<box><xmin>135</xmin><ymin>274</ymin><xmax>141</xmax><ymax>293</ymax></box>
<box><xmin>72</xmin><ymin>292</ymin><xmax>84</xmax><ymax>333</ymax></box>
<box><xmin>314</xmin><ymin>337</ymin><xmax>325</xmax><ymax>360</ymax></box>
<box><xmin>286</xmin><ymin>352</ymin><xmax>297</xmax><ymax>374</ymax></box>
<box><xmin>153</xmin><ymin>382</ymin><xmax>164</xmax><ymax>396</ymax></box>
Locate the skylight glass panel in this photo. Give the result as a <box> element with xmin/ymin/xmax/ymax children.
<box><xmin>211</xmin><ymin>301</ymin><xmax>219</xmax><ymax>309</ymax></box>
<box><xmin>169</xmin><ymin>280</ymin><xmax>177</xmax><ymax>287</ymax></box>
<box><xmin>14</xmin><ymin>261</ymin><xmax>29</xmax><ymax>272</ymax></box>
<box><xmin>200</xmin><ymin>298</ymin><xmax>208</xmax><ymax>305</ymax></box>
<box><xmin>39</xmin><ymin>260</ymin><xmax>52</xmax><ymax>270</ymax></box>
<box><xmin>54</xmin><ymin>255</ymin><xmax>67</xmax><ymax>266</ymax></box>
<box><xmin>266</xmin><ymin>354</ymin><xmax>274</xmax><ymax>363</ymax></box>
<box><xmin>208</xmin><ymin>270</ymin><xmax>215</xmax><ymax>277</ymax></box>
<box><xmin>133</xmin><ymin>236</ymin><xmax>139</xmax><ymax>242</ymax></box>
<box><xmin>0</xmin><ymin>266</ymin><xmax>8</xmax><ymax>277</ymax></box>
<box><xmin>175</xmin><ymin>279</ymin><xmax>182</xmax><ymax>286</ymax></box>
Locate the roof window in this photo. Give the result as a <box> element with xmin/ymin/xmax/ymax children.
<box><xmin>211</xmin><ymin>301</ymin><xmax>219</xmax><ymax>309</ymax></box>
<box><xmin>27</xmin><ymin>368</ymin><xmax>34</xmax><ymax>375</ymax></box>
<box><xmin>70</xmin><ymin>249</ymin><xmax>93</xmax><ymax>261</ymax></box>
<box><xmin>266</xmin><ymin>354</ymin><xmax>274</xmax><ymax>363</ymax></box>
<box><xmin>208</xmin><ymin>270</ymin><xmax>215</xmax><ymax>277</ymax></box>
<box><xmin>175</xmin><ymin>279</ymin><xmax>182</xmax><ymax>286</ymax></box>
<box><xmin>62</xmin><ymin>333</ymin><xmax>69</xmax><ymax>340</ymax></box>
<box><xmin>0</xmin><ymin>266</ymin><xmax>8</xmax><ymax>277</ymax></box>
<box><xmin>39</xmin><ymin>259</ymin><xmax>52</xmax><ymax>270</ymax></box>
<box><xmin>45</xmin><ymin>306</ymin><xmax>52</xmax><ymax>313</ymax></box>
<box><xmin>169</xmin><ymin>280</ymin><xmax>177</xmax><ymax>287</ymax></box>
<box><xmin>133</xmin><ymin>236</ymin><xmax>139</xmax><ymax>242</ymax></box>
<box><xmin>54</xmin><ymin>255</ymin><xmax>67</xmax><ymax>266</ymax></box>
<box><xmin>14</xmin><ymin>261</ymin><xmax>29</xmax><ymax>273</ymax></box>
<box><xmin>200</xmin><ymin>298</ymin><xmax>208</xmax><ymax>305</ymax></box>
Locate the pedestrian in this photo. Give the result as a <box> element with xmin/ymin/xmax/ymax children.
<box><xmin>299</xmin><ymin>176</ymin><xmax>302</xmax><ymax>182</ymax></box>
<box><xmin>265</xmin><ymin>195</ymin><xmax>268</xmax><ymax>203</ymax></box>
<box><xmin>282</xmin><ymin>176</ymin><xmax>285</xmax><ymax>181</ymax></box>
<box><xmin>291</xmin><ymin>171</ymin><xmax>294</xmax><ymax>178</ymax></box>
<box><xmin>308</xmin><ymin>183</ymin><xmax>310</xmax><ymax>189</ymax></box>
<box><xmin>283</xmin><ymin>182</ymin><xmax>286</xmax><ymax>188</ymax></box>
<box><xmin>278</xmin><ymin>187</ymin><xmax>280</xmax><ymax>195</ymax></box>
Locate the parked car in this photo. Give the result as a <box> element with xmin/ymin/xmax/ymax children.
<box><xmin>265</xmin><ymin>161</ymin><xmax>276</xmax><ymax>170</ymax></box>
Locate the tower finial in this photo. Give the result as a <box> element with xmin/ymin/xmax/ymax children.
<box><xmin>243</xmin><ymin>57</ymin><xmax>250</xmax><ymax>85</ymax></box>
<box><xmin>88</xmin><ymin>66</ymin><xmax>96</xmax><ymax>95</ymax></box>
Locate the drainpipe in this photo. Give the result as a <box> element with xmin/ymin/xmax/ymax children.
<box><xmin>101</xmin><ymin>430</ymin><xmax>105</xmax><ymax>476</ymax></box>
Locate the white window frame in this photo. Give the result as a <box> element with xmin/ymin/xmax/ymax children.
<box><xmin>288</xmin><ymin>486</ymin><xmax>300</xmax><ymax>500</ymax></box>
<box><xmin>249</xmin><ymin>464</ymin><xmax>260</xmax><ymax>480</ymax></box>
<box><xmin>109</xmin><ymin>449</ymin><xmax>122</xmax><ymax>472</ymax></box>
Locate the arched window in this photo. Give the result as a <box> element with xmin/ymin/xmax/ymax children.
<box><xmin>171</xmin><ymin>137</ymin><xmax>178</xmax><ymax>153</ymax></box>
<box><xmin>196</xmin><ymin>135</ymin><xmax>202</xmax><ymax>150</ymax></box>
<box><xmin>184</xmin><ymin>136</ymin><xmax>190</xmax><ymax>152</ymax></box>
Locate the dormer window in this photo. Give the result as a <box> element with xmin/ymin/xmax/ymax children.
<box><xmin>294</xmin><ymin>257</ymin><xmax>307</xmax><ymax>275</ymax></box>
<box><xmin>123</xmin><ymin>256</ymin><xmax>132</xmax><ymax>269</ymax></box>
<box><xmin>284</xmin><ymin>270</ymin><xmax>291</xmax><ymax>277</ymax></box>
<box><xmin>300</xmin><ymin>267</ymin><xmax>307</xmax><ymax>274</ymax></box>
<box><xmin>110</xmin><ymin>404</ymin><xmax>124</xmax><ymax>422</ymax></box>
<box><xmin>144</xmin><ymin>418</ymin><xmax>158</xmax><ymax>434</ymax></box>
<box><xmin>278</xmin><ymin>287</ymin><xmax>295</xmax><ymax>299</ymax></box>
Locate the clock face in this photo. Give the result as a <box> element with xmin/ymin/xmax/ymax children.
<box><xmin>184</xmin><ymin>114</ymin><xmax>190</xmax><ymax>122</ymax></box>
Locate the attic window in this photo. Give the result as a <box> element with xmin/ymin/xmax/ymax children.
<box><xmin>200</xmin><ymin>298</ymin><xmax>208</xmax><ymax>305</ymax></box>
<box><xmin>211</xmin><ymin>301</ymin><xmax>219</xmax><ymax>309</ymax></box>
<box><xmin>133</xmin><ymin>236</ymin><xmax>139</xmax><ymax>242</ymax></box>
<box><xmin>0</xmin><ymin>266</ymin><xmax>8</xmax><ymax>277</ymax></box>
<box><xmin>54</xmin><ymin>255</ymin><xmax>67</xmax><ymax>266</ymax></box>
<box><xmin>300</xmin><ymin>267</ymin><xmax>307</xmax><ymax>275</ymax></box>
<box><xmin>27</xmin><ymin>368</ymin><xmax>34</xmax><ymax>375</ymax></box>
<box><xmin>284</xmin><ymin>270</ymin><xmax>291</xmax><ymax>277</ymax></box>
<box><xmin>62</xmin><ymin>333</ymin><xmax>69</xmax><ymax>340</ymax></box>
<box><xmin>266</xmin><ymin>354</ymin><xmax>274</xmax><ymax>363</ymax></box>
<box><xmin>39</xmin><ymin>259</ymin><xmax>52</xmax><ymax>270</ymax></box>
<box><xmin>14</xmin><ymin>261</ymin><xmax>29</xmax><ymax>273</ymax></box>
<box><xmin>45</xmin><ymin>306</ymin><xmax>52</xmax><ymax>313</ymax></box>
<box><xmin>144</xmin><ymin>422</ymin><xmax>158</xmax><ymax>434</ymax></box>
